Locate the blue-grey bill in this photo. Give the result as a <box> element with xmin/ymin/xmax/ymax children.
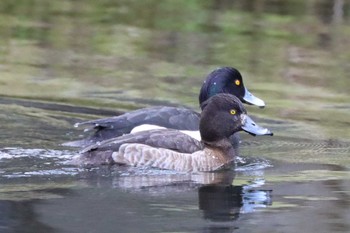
<box><xmin>243</xmin><ymin>87</ymin><xmax>265</xmax><ymax>108</ymax></box>
<box><xmin>241</xmin><ymin>114</ymin><xmax>273</xmax><ymax>136</ymax></box>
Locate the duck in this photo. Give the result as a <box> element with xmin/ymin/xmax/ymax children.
<box><xmin>75</xmin><ymin>94</ymin><xmax>273</xmax><ymax>172</ymax></box>
<box><xmin>64</xmin><ymin>67</ymin><xmax>265</xmax><ymax>148</ymax></box>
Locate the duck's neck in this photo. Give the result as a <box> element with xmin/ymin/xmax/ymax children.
<box><xmin>202</xmin><ymin>138</ymin><xmax>237</xmax><ymax>163</ymax></box>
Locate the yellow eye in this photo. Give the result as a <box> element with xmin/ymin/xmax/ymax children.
<box><xmin>230</xmin><ymin>109</ymin><xmax>236</xmax><ymax>115</ymax></box>
<box><xmin>235</xmin><ymin>79</ymin><xmax>240</xmax><ymax>86</ymax></box>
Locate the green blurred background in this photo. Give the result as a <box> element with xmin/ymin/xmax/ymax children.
<box><xmin>0</xmin><ymin>0</ymin><xmax>349</xmax><ymax>140</ymax></box>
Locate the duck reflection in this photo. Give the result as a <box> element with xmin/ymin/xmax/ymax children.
<box><xmin>198</xmin><ymin>182</ymin><xmax>272</xmax><ymax>222</ymax></box>
<box><xmin>85</xmin><ymin>167</ymin><xmax>273</xmax><ymax>221</ymax></box>
<box><xmin>199</xmin><ymin>185</ymin><xmax>243</xmax><ymax>221</ymax></box>
<box><xmin>0</xmin><ymin>201</ymin><xmax>55</xmax><ymax>233</ymax></box>
<box><xmin>0</xmin><ymin>169</ymin><xmax>272</xmax><ymax>233</ymax></box>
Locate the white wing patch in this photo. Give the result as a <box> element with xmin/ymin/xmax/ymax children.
<box><xmin>130</xmin><ymin>124</ymin><xmax>166</xmax><ymax>133</ymax></box>
<box><xmin>179</xmin><ymin>130</ymin><xmax>201</xmax><ymax>141</ymax></box>
<box><xmin>130</xmin><ymin>124</ymin><xmax>201</xmax><ymax>141</ymax></box>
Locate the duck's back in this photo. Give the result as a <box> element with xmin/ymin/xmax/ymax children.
<box><xmin>66</xmin><ymin>106</ymin><xmax>201</xmax><ymax>147</ymax></box>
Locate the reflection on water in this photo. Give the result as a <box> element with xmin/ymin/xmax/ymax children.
<box><xmin>0</xmin><ymin>201</ymin><xmax>55</xmax><ymax>233</ymax></box>
<box><xmin>0</xmin><ymin>145</ymin><xmax>349</xmax><ymax>232</ymax></box>
<box><xmin>198</xmin><ymin>184</ymin><xmax>272</xmax><ymax>221</ymax></box>
<box><xmin>0</xmin><ymin>0</ymin><xmax>350</xmax><ymax>232</ymax></box>
<box><xmin>1</xmin><ymin>151</ymin><xmax>349</xmax><ymax>233</ymax></box>
<box><xmin>0</xmin><ymin>157</ymin><xmax>272</xmax><ymax>233</ymax></box>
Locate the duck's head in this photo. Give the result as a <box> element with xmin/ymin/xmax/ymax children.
<box><xmin>199</xmin><ymin>94</ymin><xmax>272</xmax><ymax>143</ymax></box>
<box><xmin>199</xmin><ymin>67</ymin><xmax>265</xmax><ymax>110</ymax></box>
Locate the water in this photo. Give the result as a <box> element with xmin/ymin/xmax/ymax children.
<box><xmin>0</xmin><ymin>0</ymin><xmax>350</xmax><ymax>232</ymax></box>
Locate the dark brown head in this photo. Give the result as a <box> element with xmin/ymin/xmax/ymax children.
<box><xmin>199</xmin><ymin>94</ymin><xmax>272</xmax><ymax>143</ymax></box>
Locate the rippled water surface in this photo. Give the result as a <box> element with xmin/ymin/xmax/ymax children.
<box><xmin>0</xmin><ymin>1</ymin><xmax>349</xmax><ymax>233</ymax></box>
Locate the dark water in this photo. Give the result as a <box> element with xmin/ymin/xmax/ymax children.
<box><xmin>0</xmin><ymin>1</ymin><xmax>350</xmax><ymax>232</ymax></box>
